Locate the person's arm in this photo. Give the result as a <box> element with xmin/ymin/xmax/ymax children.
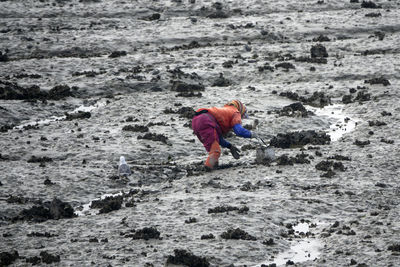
<box><xmin>219</xmin><ymin>135</ymin><xmax>232</xmax><ymax>148</ymax></box>
<box><xmin>232</xmin><ymin>124</ymin><xmax>252</xmax><ymax>138</ymax></box>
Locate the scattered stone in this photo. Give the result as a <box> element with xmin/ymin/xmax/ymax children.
<box><xmin>381</xmin><ymin>111</ymin><xmax>392</xmax><ymax>116</ymax></box>
<box><xmin>40</xmin><ymin>251</ymin><xmax>60</xmax><ymax>264</ymax></box>
<box><xmin>122</xmin><ymin>125</ymin><xmax>149</xmax><ymax>132</ymax></box>
<box><xmin>279</xmin><ymin>91</ymin><xmax>331</xmax><ymax>107</ymax></box>
<box><xmin>270</xmin><ymin>130</ymin><xmax>331</xmax><ymax>148</ymax></box>
<box><xmin>275</xmin><ymin>62</ymin><xmax>295</xmax><ymax>70</ymax></box>
<box><xmin>201</xmin><ymin>234</ymin><xmax>215</xmax><ymax>240</ymax></box>
<box><xmin>361</xmin><ymin>0</ymin><xmax>381</xmax><ymax>8</ymax></box>
<box><xmin>262</xmin><ymin>238</ymin><xmax>275</xmax><ymax>246</ymax></box>
<box><xmin>380</xmin><ymin>138</ymin><xmax>394</xmax><ymax>144</ymax></box>
<box><xmin>276</xmin><ymin>153</ymin><xmax>311</xmax><ymax>165</ymax></box>
<box><xmin>171</xmin><ymin>81</ymin><xmax>205</xmax><ymax>92</ymax></box>
<box><xmin>311</xmin><ymin>44</ymin><xmax>328</xmax><ymax>58</ymax></box>
<box><xmin>388</xmin><ymin>244</ymin><xmax>400</xmax><ymax>252</ymax></box>
<box><xmin>0</xmin><ymin>51</ymin><xmax>9</xmax><ymax>62</ymax></box>
<box><xmin>208</xmin><ymin>205</ymin><xmax>249</xmax><ymax>214</ymax></box>
<box><xmin>109</xmin><ymin>51</ymin><xmax>127</xmax><ymax>58</ymax></box>
<box><xmin>321</xmin><ymin>169</ymin><xmax>336</xmax><ymax>178</ymax></box>
<box><xmin>221</xmin><ymin>228</ymin><xmax>257</xmax><ymax>240</ymax></box>
<box><xmin>354</xmin><ymin>91</ymin><xmax>371</xmax><ymax>102</ymax></box>
<box><xmin>138</xmin><ymin>132</ymin><xmax>169</xmax><ymax>144</ymax></box>
<box><xmin>47</xmin><ymin>84</ymin><xmax>73</xmax><ymax>100</ymax></box>
<box><xmin>365</xmin><ymin>12</ymin><xmax>381</xmax><ymax>17</ymax></box>
<box><xmin>212</xmin><ymin>73</ymin><xmax>231</xmax><ymax>87</ymax></box>
<box><xmin>368</xmin><ymin>120</ymin><xmax>387</xmax><ymax>127</ymax></box>
<box><xmin>354</xmin><ymin>139</ymin><xmax>370</xmax><ymax>147</ymax></box>
<box><xmin>44</xmin><ymin>178</ymin><xmax>55</xmax><ymax>185</ymax></box>
<box><xmin>0</xmin><ymin>80</ymin><xmax>44</xmax><ymax>100</ymax></box>
<box><xmin>0</xmin><ymin>251</ymin><xmax>19</xmax><ymax>266</ymax></box>
<box><xmin>185</xmin><ymin>217</ymin><xmax>197</xmax><ymax>224</ymax></box>
<box><xmin>313</xmin><ymin>35</ymin><xmax>331</xmax><ymax>42</ymax></box>
<box><xmin>342</xmin><ymin>94</ymin><xmax>352</xmax><ymax>104</ymax></box>
<box><xmin>27</xmin><ymin>156</ymin><xmax>53</xmax><ymax>163</ymax></box>
<box><xmin>328</xmin><ymin>155</ymin><xmax>351</xmax><ymax>161</ymax></box>
<box><xmin>316</xmin><ymin>160</ymin><xmax>346</xmax><ymax>172</ymax></box>
<box><xmin>131</xmin><ymin>227</ymin><xmax>160</xmax><ymax>240</ymax></box>
<box><xmin>26</xmin><ymin>256</ymin><xmax>41</xmax><ymax>265</ymax></box>
<box><xmin>27</xmin><ymin>232</ymin><xmax>58</xmax><ymax>238</ymax></box>
<box><xmin>279</xmin><ymin>102</ymin><xmax>312</xmax><ymax>117</ymax></box>
<box><xmin>65</xmin><ymin>111</ymin><xmax>91</xmax><ymax>120</ymax></box>
<box><xmin>90</xmin><ymin>195</ymin><xmax>123</xmax><ymax>214</ymax></box>
<box><xmin>166</xmin><ymin>249</ymin><xmax>210</xmax><ymax>267</ymax></box>
<box><xmin>364</xmin><ymin>77</ymin><xmax>390</xmax><ymax>86</ymax></box>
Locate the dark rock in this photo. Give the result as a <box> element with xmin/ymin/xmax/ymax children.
<box><xmin>354</xmin><ymin>139</ymin><xmax>370</xmax><ymax>147</ymax></box>
<box><xmin>380</xmin><ymin>138</ymin><xmax>394</xmax><ymax>144</ymax></box>
<box><xmin>275</xmin><ymin>62</ymin><xmax>295</xmax><ymax>70</ymax></box>
<box><xmin>368</xmin><ymin>120</ymin><xmax>387</xmax><ymax>127</ymax></box>
<box><xmin>212</xmin><ymin>73</ymin><xmax>231</xmax><ymax>87</ymax></box>
<box><xmin>166</xmin><ymin>249</ymin><xmax>210</xmax><ymax>267</ymax></box>
<box><xmin>40</xmin><ymin>251</ymin><xmax>60</xmax><ymax>264</ymax></box>
<box><xmin>311</xmin><ymin>44</ymin><xmax>328</xmax><ymax>58</ymax></box>
<box><xmin>185</xmin><ymin>217</ymin><xmax>197</xmax><ymax>224</ymax></box>
<box><xmin>122</xmin><ymin>125</ymin><xmax>149</xmax><ymax>132</ymax></box>
<box><xmin>201</xmin><ymin>233</ymin><xmax>215</xmax><ymax>240</ymax></box>
<box><xmin>354</xmin><ymin>91</ymin><xmax>371</xmax><ymax>102</ymax></box>
<box><xmin>208</xmin><ymin>205</ymin><xmax>249</xmax><ymax>214</ymax></box>
<box><xmin>270</xmin><ymin>130</ymin><xmax>331</xmax><ymax>148</ymax></box>
<box><xmin>176</xmin><ymin>91</ymin><xmax>202</xmax><ymax>97</ymax></box>
<box><xmin>131</xmin><ymin>227</ymin><xmax>160</xmax><ymax>240</ymax></box>
<box><xmin>0</xmin><ymin>80</ymin><xmax>45</xmax><ymax>100</ymax></box>
<box><xmin>27</xmin><ymin>156</ymin><xmax>53</xmax><ymax>163</ymax></box>
<box><xmin>262</xmin><ymin>238</ymin><xmax>275</xmax><ymax>246</ymax></box>
<box><xmin>138</xmin><ymin>132</ymin><xmax>168</xmax><ymax>144</ymax></box>
<box><xmin>279</xmin><ymin>102</ymin><xmax>312</xmax><ymax>117</ymax></box>
<box><xmin>171</xmin><ymin>81</ymin><xmax>205</xmax><ymax>92</ymax></box>
<box><xmin>65</xmin><ymin>111</ymin><xmax>91</xmax><ymax>120</ymax></box>
<box><xmin>26</xmin><ymin>256</ymin><xmax>41</xmax><ymax>265</ymax></box>
<box><xmin>0</xmin><ymin>251</ymin><xmax>19</xmax><ymax>266</ymax></box>
<box><xmin>321</xmin><ymin>169</ymin><xmax>336</xmax><ymax>178</ymax></box>
<box><xmin>313</xmin><ymin>35</ymin><xmax>331</xmax><ymax>42</ymax></box>
<box><xmin>361</xmin><ymin>1</ymin><xmax>381</xmax><ymax>8</ymax></box>
<box><xmin>0</xmin><ymin>124</ymin><xmax>14</xmax><ymax>133</ymax></box>
<box><xmin>147</xmin><ymin>13</ymin><xmax>161</xmax><ymax>21</ymax></box>
<box><xmin>221</xmin><ymin>228</ymin><xmax>257</xmax><ymax>240</ymax></box>
<box><xmin>295</xmin><ymin>56</ymin><xmax>327</xmax><ymax>64</ymax></box>
<box><xmin>49</xmin><ymin>198</ymin><xmax>75</xmax><ymax>219</ymax></box>
<box><xmin>0</xmin><ymin>51</ymin><xmax>9</xmax><ymax>62</ymax></box>
<box><xmin>109</xmin><ymin>51</ymin><xmax>127</xmax><ymax>58</ymax></box>
<box><xmin>17</xmin><ymin>205</ymin><xmax>51</xmax><ymax>222</ymax></box>
<box><xmin>90</xmin><ymin>195</ymin><xmax>123</xmax><ymax>214</ymax></box>
<box><xmin>27</xmin><ymin>232</ymin><xmax>57</xmax><ymax>238</ymax></box>
<box><xmin>280</xmin><ymin>91</ymin><xmax>331</xmax><ymax>107</ymax></box>
<box><xmin>350</xmin><ymin>0</ymin><xmax>359</xmax><ymax>3</ymax></box>
<box><xmin>48</xmin><ymin>84</ymin><xmax>73</xmax><ymax>100</ymax></box>
<box><xmin>222</xmin><ymin>60</ymin><xmax>234</xmax><ymax>68</ymax></box>
<box><xmin>381</xmin><ymin>111</ymin><xmax>392</xmax><ymax>116</ymax></box>
<box><xmin>388</xmin><ymin>244</ymin><xmax>400</xmax><ymax>252</ymax></box>
<box><xmin>316</xmin><ymin>160</ymin><xmax>346</xmax><ymax>172</ymax></box>
<box><xmin>365</xmin><ymin>12</ymin><xmax>381</xmax><ymax>17</ymax></box>
<box><xmin>364</xmin><ymin>77</ymin><xmax>390</xmax><ymax>86</ymax></box>
<box><xmin>342</xmin><ymin>94</ymin><xmax>352</xmax><ymax>104</ymax></box>
<box><xmin>44</xmin><ymin>178</ymin><xmax>55</xmax><ymax>185</ymax></box>
<box><xmin>328</xmin><ymin>155</ymin><xmax>351</xmax><ymax>161</ymax></box>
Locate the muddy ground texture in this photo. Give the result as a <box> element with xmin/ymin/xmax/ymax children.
<box><xmin>1</xmin><ymin>0</ymin><xmax>400</xmax><ymax>266</ymax></box>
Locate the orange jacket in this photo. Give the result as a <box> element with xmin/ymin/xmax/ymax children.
<box><xmin>197</xmin><ymin>105</ymin><xmax>242</xmax><ymax>135</ymax></box>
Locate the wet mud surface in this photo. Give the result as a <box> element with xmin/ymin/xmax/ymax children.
<box><xmin>1</xmin><ymin>0</ymin><xmax>400</xmax><ymax>266</ymax></box>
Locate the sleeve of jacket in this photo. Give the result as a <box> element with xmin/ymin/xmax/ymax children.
<box><xmin>219</xmin><ymin>136</ymin><xmax>231</xmax><ymax>148</ymax></box>
<box><xmin>233</xmin><ymin>124</ymin><xmax>252</xmax><ymax>138</ymax></box>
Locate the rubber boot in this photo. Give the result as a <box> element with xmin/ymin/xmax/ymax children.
<box><xmin>205</xmin><ymin>140</ymin><xmax>221</xmax><ymax>170</ymax></box>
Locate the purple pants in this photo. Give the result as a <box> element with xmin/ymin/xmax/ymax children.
<box><xmin>192</xmin><ymin>113</ymin><xmax>221</xmax><ymax>152</ymax></box>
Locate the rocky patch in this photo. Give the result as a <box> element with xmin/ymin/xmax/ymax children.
<box><xmin>270</xmin><ymin>130</ymin><xmax>331</xmax><ymax>148</ymax></box>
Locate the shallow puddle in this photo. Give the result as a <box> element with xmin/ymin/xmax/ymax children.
<box><xmin>309</xmin><ymin>104</ymin><xmax>359</xmax><ymax>142</ymax></box>
<box><xmin>14</xmin><ymin>100</ymin><xmax>106</xmax><ymax>130</ymax></box>
<box><xmin>255</xmin><ymin>222</ymin><xmax>322</xmax><ymax>267</ymax></box>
